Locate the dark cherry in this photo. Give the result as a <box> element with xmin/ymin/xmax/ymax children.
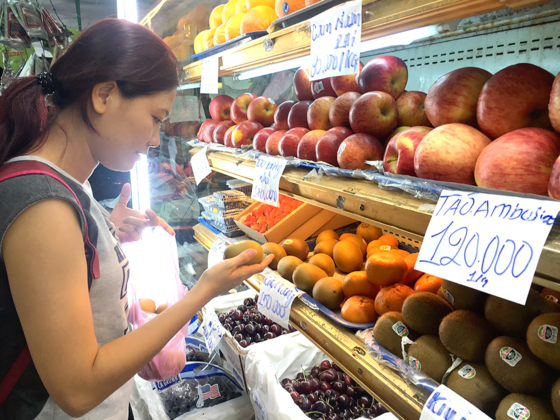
<box><xmin>243</xmin><ymin>314</ymin><xmax>251</xmax><ymax>323</ymax></box>
<box><xmin>332</xmin><ymin>380</ymin><xmax>347</xmax><ymax>394</ymax></box>
<box><xmin>343</xmin><ymin>374</ymin><xmax>352</xmax><ymax>387</ymax></box>
<box><xmin>284</xmin><ymin>385</ymin><xmax>295</xmax><ymax>393</ymax></box>
<box><xmin>299</xmin><ymin>380</ymin><xmax>312</xmax><ymax>394</ymax></box>
<box><xmin>245</xmin><ymin>336</ymin><xmax>252</xmax><ymax>344</ymax></box>
<box><xmin>239</xmin><ymin>339</ymin><xmax>249</xmax><ymax>348</ymax></box>
<box><xmin>254</xmin><ymin>295</ymin><xmax>259</xmax><ymax>304</ymax></box>
<box><xmin>289</xmin><ymin>390</ymin><xmax>300</xmax><ymax>402</ymax></box>
<box><xmin>326</xmin><ymin>413</ymin><xmax>340</xmax><ymax>420</ymax></box>
<box><xmin>271</xmin><ymin>324</ymin><xmax>282</xmax><ymax>335</ymax></box>
<box><xmin>325</xmin><ymin>389</ymin><xmax>340</xmax><ymax>402</ymax></box>
<box><xmin>355</xmin><ymin>385</ymin><xmax>366</xmax><ymax>395</ymax></box>
<box><xmin>320</xmin><ymin>381</ymin><xmax>331</xmax><ymax>392</ymax></box>
<box><xmin>296</xmin><ymin>372</ymin><xmax>305</xmax><ymax>381</ymax></box>
<box><xmin>314</xmin><ymin>390</ymin><xmax>325</xmax><ymax>399</ymax></box>
<box><xmin>281</xmin><ymin>378</ymin><xmax>293</xmax><ymax>387</ymax></box>
<box><xmin>307</xmin><ymin>393</ymin><xmax>318</xmax><ymax>404</ymax></box>
<box><xmin>231</xmin><ymin>310</ymin><xmax>243</xmax><ymax>321</ymax></box>
<box><xmin>350</xmin><ymin>406</ymin><xmax>361</xmax><ymax>416</ymax></box>
<box><xmin>332</xmin><ymin>363</ymin><xmax>343</xmax><ymax>372</ymax></box>
<box><xmin>319</xmin><ymin>370</ymin><xmax>336</xmax><ymax>383</ymax></box>
<box><xmin>234</xmin><ymin>333</ymin><xmax>243</xmax><ymax>342</ymax></box>
<box><xmin>253</xmin><ymin>333</ymin><xmax>262</xmax><ymax>342</ymax></box>
<box><xmin>336</xmin><ymin>371</ymin><xmax>345</xmax><ymax>381</ymax></box>
<box><xmin>281</xmin><ymin>330</ymin><xmax>288</xmax><ymax>335</ymax></box>
<box><xmin>320</xmin><ymin>360</ymin><xmax>332</xmax><ymax>371</ymax></box>
<box><xmin>261</xmin><ymin>325</ymin><xmax>271</xmax><ymax>334</ymax></box>
<box><xmin>338</xmin><ymin>393</ymin><xmax>351</xmax><ymax>407</ymax></box>
<box><xmin>265</xmin><ymin>317</ymin><xmax>273</xmax><ymax>326</ymax></box>
<box><xmin>244</xmin><ymin>297</ymin><xmax>255</xmax><ymax>307</ymax></box>
<box><xmin>288</xmin><ymin>324</ymin><xmax>296</xmax><ymax>332</ymax></box>
<box><xmin>338</xmin><ymin>408</ymin><xmax>352</xmax><ymax>419</ymax></box>
<box><xmin>345</xmin><ymin>385</ymin><xmax>356</xmax><ymax>398</ymax></box>
<box><xmin>232</xmin><ymin>325</ymin><xmax>244</xmax><ymax>335</ymax></box>
<box><xmin>376</xmin><ymin>403</ymin><xmax>388</xmax><ymax>414</ymax></box>
<box><xmin>310</xmin><ymin>367</ymin><xmax>321</xmax><ymax>378</ymax></box>
<box><xmin>218</xmin><ymin>314</ymin><xmax>225</xmax><ymax>323</ymax></box>
<box><xmin>245</xmin><ymin>324</ymin><xmax>256</xmax><ymax>335</ymax></box>
<box><xmin>358</xmin><ymin>395</ymin><xmax>372</xmax><ymax>407</ymax></box>
<box><xmin>310</xmin><ymin>378</ymin><xmax>320</xmax><ymax>392</ymax></box>
<box><xmin>299</xmin><ymin>395</ymin><xmax>311</xmax><ymax>411</ymax></box>
<box><xmin>314</xmin><ymin>400</ymin><xmax>327</xmax><ymax>413</ymax></box>
<box><xmin>252</xmin><ymin>313</ymin><xmax>263</xmax><ymax>323</ymax></box>
<box><xmin>237</xmin><ymin>305</ymin><xmax>247</xmax><ymax>313</ymax></box>
<box><xmin>225</xmin><ymin>316</ymin><xmax>233</xmax><ymax>324</ymax></box>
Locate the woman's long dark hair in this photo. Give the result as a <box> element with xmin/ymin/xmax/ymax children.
<box><xmin>0</xmin><ymin>19</ymin><xmax>181</xmax><ymax>166</ymax></box>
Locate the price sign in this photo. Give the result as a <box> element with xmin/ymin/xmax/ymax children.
<box><xmin>201</xmin><ymin>55</ymin><xmax>219</xmax><ymax>94</ymax></box>
<box><xmin>421</xmin><ymin>385</ymin><xmax>491</xmax><ymax>420</ymax></box>
<box><xmin>416</xmin><ymin>190</ymin><xmax>560</xmax><ymax>305</ymax></box>
<box><xmin>257</xmin><ymin>272</ymin><xmax>303</xmax><ymax>329</ymax></box>
<box><xmin>208</xmin><ymin>238</ymin><xmax>226</xmax><ymax>268</ymax></box>
<box><xmin>191</xmin><ymin>146</ymin><xmax>212</xmax><ymax>185</ymax></box>
<box><xmin>251</xmin><ymin>156</ymin><xmax>287</xmax><ymax>207</ymax></box>
<box><xmin>201</xmin><ymin>309</ymin><xmax>225</xmax><ymax>354</ymax></box>
<box><xmin>309</xmin><ymin>0</ymin><xmax>362</xmax><ymax>81</ymax></box>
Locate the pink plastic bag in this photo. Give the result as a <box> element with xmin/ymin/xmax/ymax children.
<box><xmin>124</xmin><ymin>227</ymin><xmax>189</xmax><ymax>381</ymax></box>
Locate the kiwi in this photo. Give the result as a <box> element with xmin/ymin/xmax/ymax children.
<box><xmin>372</xmin><ymin>312</ymin><xmax>416</xmax><ymax>358</ymax></box>
<box><xmin>316</xmin><ymin>230</ymin><xmax>339</xmax><ymax>243</ymax></box>
<box><xmin>496</xmin><ymin>394</ymin><xmax>557</xmax><ymax>420</ymax></box>
<box><xmin>552</xmin><ymin>378</ymin><xmax>560</xmax><ymax>418</ymax></box>
<box><xmin>292</xmin><ymin>263</ymin><xmax>328</xmax><ymax>294</ymax></box>
<box><xmin>280</xmin><ymin>238</ymin><xmax>310</xmax><ymax>261</ymax></box>
<box><xmin>485</xmin><ymin>289</ymin><xmax>560</xmax><ymax>338</ymax></box>
<box><xmin>401</xmin><ymin>292</ymin><xmax>454</xmax><ymax>335</ymax></box>
<box><xmin>485</xmin><ymin>336</ymin><xmax>548</xmax><ymax>394</ymax></box>
<box><xmin>313</xmin><ymin>239</ymin><xmax>339</xmax><ymax>259</ymax></box>
<box><xmin>439</xmin><ymin>310</ymin><xmax>497</xmax><ymax>362</ymax></box>
<box><xmin>527</xmin><ymin>313</ymin><xmax>560</xmax><ymax>369</ymax></box>
<box><xmin>224</xmin><ymin>240</ymin><xmax>264</xmax><ymax>265</ymax></box>
<box><xmin>440</xmin><ymin>279</ymin><xmax>487</xmax><ymax>313</ymax></box>
<box><xmin>277</xmin><ymin>256</ymin><xmax>303</xmax><ymax>281</ymax></box>
<box><xmin>407</xmin><ymin>335</ymin><xmax>452</xmax><ymax>383</ymax></box>
<box><xmin>262</xmin><ymin>242</ymin><xmax>287</xmax><ymax>270</ymax></box>
<box><xmin>308</xmin><ymin>253</ymin><xmax>336</xmax><ymax>277</ymax></box>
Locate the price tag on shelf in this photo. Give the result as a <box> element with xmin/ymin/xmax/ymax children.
<box><xmin>201</xmin><ymin>309</ymin><xmax>225</xmax><ymax>355</ymax></box>
<box><xmin>309</xmin><ymin>0</ymin><xmax>362</xmax><ymax>81</ymax></box>
<box><xmin>420</xmin><ymin>385</ymin><xmax>491</xmax><ymax>420</ymax></box>
<box><xmin>251</xmin><ymin>155</ymin><xmax>287</xmax><ymax>207</ymax></box>
<box><xmin>208</xmin><ymin>238</ymin><xmax>226</xmax><ymax>268</ymax></box>
<box><xmin>191</xmin><ymin>146</ymin><xmax>212</xmax><ymax>185</ymax></box>
<box><xmin>201</xmin><ymin>55</ymin><xmax>219</xmax><ymax>94</ymax></box>
<box><xmin>257</xmin><ymin>272</ymin><xmax>303</xmax><ymax>329</ymax></box>
<box><xmin>415</xmin><ymin>190</ymin><xmax>560</xmax><ymax>305</ymax></box>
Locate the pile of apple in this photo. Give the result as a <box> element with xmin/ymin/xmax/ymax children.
<box><xmin>197</xmin><ymin>56</ymin><xmax>560</xmax><ymax>198</ymax></box>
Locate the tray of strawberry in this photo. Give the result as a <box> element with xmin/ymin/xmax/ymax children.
<box><xmin>281</xmin><ymin>360</ymin><xmax>389</xmax><ymax>420</ymax></box>
<box><xmin>241</xmin><ymin>195</ymin><xmax>304</xmax><ymax>234</ymax></box>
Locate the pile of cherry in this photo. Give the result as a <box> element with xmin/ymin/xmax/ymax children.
<box><xmin>217</xmin><ymin>295</ymin><xmax>296</xmax><ymax>348</ymax></box>
<box><xmin>282</xmin><ymin>361</ymin><xmax>388</xmax><ymax>419</ymax></box>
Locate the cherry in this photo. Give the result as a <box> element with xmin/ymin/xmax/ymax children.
<box><xmin>326</xmin><ymin>413</ymin><xmax>340</xmax><ymax>420</ymax></box>
<box><xmin>313</xmin><ymin>390</ymin><xmax>325</xmax><ymax>399</ymax></box>
<box><xmin>325</xmin><ymin>389</ymin><xmax>340</xmax><ymax>402</ymax></box>
<box><xmin>336</xmin><ymin>371</ymin><xmax>345</xmax><ymax>381</ymax></box>
<box><xmin>320</xmin><ymin>381</ymin><xmax>331</xmax><ymax>392</ymax></box>
<box><xmin>284</xmin><ymin>385</ymin><xmax>295</xmax><ymax>393</ymax></box>
<box><xmin>343</xmin><ymin>374</ymin><xmax>352</xmax><ymax>387</ymax></box>
<box><xmin>332</xmin><ymin>363</ymin><xmax>343</xmax><ymax>372</ymax></box>
<box><xmin>299</xmin><ymin>380</ymin><xmax>312</xmax><ymax>394</ymax></box>
<box><xmin>345</xmin><ymin>385</ymin><xmax>356</xmax><ymax>398</ymax></box>
<box><xmin>261</xmin><ymin>325</ymin><xmax>270</xmax><ymax>334</ymax></box>
<box><xmin>218</xmin><ymin>314</ymin><xmax>225</xmax><ymax>323</ymax></box>
<box><xmin>288</xmin><ymin>325</ymin><xmax>296</xmax><ymax>332</ymax></box>
<box><xmin>289</xmin><ymin>390</ymin><xmax>300</xmax><ymax>402</ymax></box>
<box><xmin>243</xmin><ymin>314</ymin><xmax>251</xmax><ymax>323</ymax></box>
<box><xmin>237</xmin><ymin>305</ymin><xmax>247</xmax><ymax>313</ymax></box>
<box><xmin>376</xmin><ymin>403</ymin><xmax>388</xmax><ymax>414</ymax></box>
<box><xmin>232</xmin><ymin>325</ymin><xmax>244</xmax><ymax>335</ymax></box>
<box><xmin>310</xmin><ymin>367</ymin><xmax>321</xmax><ymax>378</ymax></box>
<box><xmin>358</xmin><ymin>395</ymin><xmax>372</xmax><ymax>407</ymax></box>
<box><xmin>332</xmin><ymin>380</ymin><xmax>347</xmax><ymax>394</ymax></box>
<box><xmin>281</xmin><ymin>330</ymin><xmax>288</xmax><ymax>335</ymax></box>
<box><xmin>231</xmin><ymin>310</ymin><xmax>243</xmax><ymax>320</ymax></box>
<box><xmin>310</xmin><ymin>378</ymin><xmax>320</xmax><ymax>392</ymax></box>
<box><xmin>234</xmin><ymin>333</ymin><xmax>243</xmax><ymax>342</ymax></box>
<box><xmin>296</xmin><ymin>372</ymin><xmax>305</xmax><ymax>381</ymax></box>
<box><xmin>281</xmin><ymin>378</ymin><xmax>293</xmax><ymax>387</ymax></box>
<box><xmin>298</xmin><ymin>395</ymin><xmax>311</xmax><ymax>411</ymax></box>
<box><xmin>320</xmin><ymin>360</ymin><xmax>332</xmax><ymax>371</ymax></box>
<box><xmin>239</xmin><ymin>339</ymin><xmax>249</xmax><ymax>348</ymax></box>
<box><xmin>253</xmin><ymin>333</ymin><xmax>262</xmax><ymax>342</ymax></box>
<box><xmin>243</xmin><ymin>297</ymin><xmax>255</xmax><ymax>307</ymax></box>
<box><xmin>350</xmin><ymin>406</ymin><xmax>361</xmax><ymax>416</ymax></box>
<box><xmin>307</xmin><ymin>393</ymin><xmax>318</xmax><ymax>404</ymax></box>
<box><xmin>354</xmin><ymin>385</ymin><xmax>366</xmax><ymax>395</ymax></box>
<box><xmin>271</xmin><ymin>324</ymin><xmax>282</xmax><ymax>335</ymax></box>
<box><xmin>245</xmin><ymin>324</ymin><xmax>256</xmax><ymax>335</ymax></box>
<box><xmin>314</xmin><ymin>400</ymin><xmax>327</xmax><ymax>413</ymax></box>
<box><xmin>319</xmin><ymin>370</ymin><xmax>336</xmax><ymax>383</ymax></box>
<box><xmin>254</xmin><ymin>295</ymin><xmax>259</xmax><ymax>304</ymax></box>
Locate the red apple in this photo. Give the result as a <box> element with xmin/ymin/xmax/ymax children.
<box><xmin>358</xmin><ymin>56</ymin><xmax>408</xmax><ymax>98</ymax></box>
<box><xmin>297</xmin><ymin>130</ymin><xmax>326</xmax><ymax>161</ymax></box>
<box><xmin>274</xmin><ymin>101</ymin><xmax>296</xmax><ymax>130</ymax></box>
<box><xmin>265</xmin><ymin>130</ymin><xmax>288</xmax><ymax>156</ymax></box>
<box><xmin>349</xmin><ymin>91</ymin><xmax>398</xmax><ymax>138</ymax></box>
<box><xmin>396</xmin><ymin>91</ymin><xmax>431</xmax><ymax>127</ymax></box>
<box><xmin>231</xmin><ymin>120</ymin><xmax>264</xmax><ymax>147</ymax></box>
<box><xmin>414</xmin><ymin>123</ymin><xmax>491</xmax><ymax>185</ymax></box>
<box><xmin>198</xmin><ymin>119</ymin><xmax>220</xmax><ymax>143</ymax></box>
<box><xmin>549</xmin><ymin>155</ymin><xmax>560</xmax><ymax>199</ymax></box>
<box><xmin>331</xmin><ymin>62</ymin><xmax>363</xmax><ymax>96</ymax></box>
<box><xmin>308</xmin><ymin>97</ymin><xmax>335</xmax><ymax>131</ymax></box>
<box><xmin>253</xmin><ymin>127</ymin><xmax>277</xmax><ymax>152</ymax></box>
<box><xmin>247</xmin><ymin>96</ymin><xmax>278</xmax><ymax>127</ymax></box>
<box><xmin>549</xmin><ymin>71</ymin><xmax>560</xmax><ymax>133</ymax></box>
<box><xmin>329</xmin><ymin>92</ymin><xmax>361</xmax><ymax>128</ymax></box>
<box><xmin>312</xmin><ymin>77</ymin><xmax>337</xmax><ymax>99</ymax></box>
<box><xmin>285</xmin><ymin>127</ymin><xmax>309</xmax><ymax>139</ymax></box>
<box><xmin>209</xmin><ymin>95</ymin><xmax>234</xmax><ymax>120</ymax></box>
<box><xmin>475</xmin><ymin>128</ymin><xmax>560</xmax><ymax>195</ymax></box>
<box><xmin>278</xmin><ymin>127</ymin><xmax>310</xmax><ymax>157</ymax></box>
<box><xmin>288</xmin><ymin>101</ymin><xmax>312</xmax><ymax>129</ymax></box>
<box><xmin>425</xmin><ymin>67</ymin><xmax>492</xmax><ymax>128</ymax></box>
<box><xmin>383</xmin><ymin>126</ymin><xmax>410</xmax><ymax>148</ymax></box>
<box><xmin>231</xmin><ymin>93</ymin><xmax>257</xmax><ymax>124</ymax></box>
<box><xmin>224</xmin><ymin>125</ymin><xmax>237</xmax><ymax>147</ymax></box>
<box><xmin>383</xmin><ymin>126</ymin><xmax>432</xmax><ymax>176</ymax></box>
<box><xmin>316</xmin><ymin>127</ymin><xmax>353</xmax><ymax>166</ymax></box>
<box><xmin>294</xmin><ymin>68</ymin><xmax>314</xmax><ymax>101</ymax></box>
<box><xmin>213</xmin><ymin>120</ymin><xmax>236</xmax><ymax>144</ymax></box>
<box><xmin>337</xmin><ymin>133</ymin><xmax>384</xmax><ymax>170</ymax></box>
<box><xmin>477</xmin><ymin>63</ymin><xmax>554</xmax><ymax>139</ymax></box>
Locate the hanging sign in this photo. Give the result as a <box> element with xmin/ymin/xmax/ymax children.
<box><xmin>191</xmin><ymin>146</ymin><xmax>212</xmax><ymax>185</ymax></box>
<box><xmin>420</xmin><ymin>385</ymin><xmax>491</xmax><ymax>420</ymax></box>
<box><xmin>415</xmin><ymin>190</ymin><xmax>560</xmax><ymax>305</ymax></box>
<box><xmin>201</xmin><ymin>55</ymin><xmax>219</xmax><ymax>94</ymax></box>
<box><xmin>309</xmin><ymin>0</ymin><xmax>362</xmax><ymax>81</ymax></box>
<box><xmin>257</xmin><ymin>272</ymin><xmax>303</xmax><ymax>329</ymax></box>
<box><xmin>251</xmin><ymin>156</ymin><xmax>287</xmax><ymax>207</ymax></box>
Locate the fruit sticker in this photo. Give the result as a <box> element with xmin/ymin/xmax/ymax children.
<box><xmin>313</xmin><ymin>81</ymin><xmax>324</xmax><ymax>94</ymax></box>
<box><xmin>458</xmin><ymin>365</ymin><xmax>476</xmax><ymax>380</ymax></box>
<box><xmin>284</xmin><ymin>239</ymin><xmax>293</xmax><ymax>245</ymax></box>
<box><xmin>443</xmin><ymin>289</ymin><xmax>455</xmax><ymax>306</ymax></box>
<box><xmin>507</xmin><ymin>402</ymin><xmax>530</xmax><ymax>420</ymax></box>
<box><xmin>500</xmin><ymin>347</ymin><xmax>523</xmax><ymax>367</ymax></box>
<box><xmin>392</xmin><ymin>321</ymin><xmax>409</xmax><ymax>337</ymax></box>
<box><xmin>537</xmin><ymin>324</ymin><xmax>558</xmax><ymax>344</ymax></box>
<box><xmin>545</xmin><ymin>294</ymin><xmax>559</xmax><ymax>304</ymax></box>
<box><xmin>409</xmin><ymin>356</ymin><xmax>421</xmax><ymax>371</ymax></box>
<box><xmin>283</xmin><ymin>2</ymin><xmax>289</xmax><ymax>14</ymax></box>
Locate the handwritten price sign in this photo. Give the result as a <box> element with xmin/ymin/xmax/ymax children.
<box><xmin>201</xmin><ymin>309</ymin><xmax>225</xmax><ymax>354</ymax></box>
<box><xmin>421</xmin><ymin>385</ymin><xmax>491</xmax><ymax>420</ymax></box>
<box><xmin>191</xmin><ymin>146</ymin><xmax>212</xmax><ymax>185</ymax></box>
<box><xmin>201</xmin><ymin>55</ymin><xmax>219</xmax><ymax>94</ymax></box>
<box><xmin>309</xmin><ymin>0</ymin><xmax>362</xmax><ymax>81</ymax></box>
<box><xmin>416</xmin><ymin>190</ymin><xmax>560</xmax><ymax>305</ymax></box>
<box><xmin>252</xmin><ymin>156</ymin><xmax>287</xmax><ymax>207</ymax></box>
<box><xmin>257</xmin><ymin>272</ymin><xmax>303</xmax><ymax>329</ymax></box>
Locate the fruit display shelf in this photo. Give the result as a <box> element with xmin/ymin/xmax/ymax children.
<box><xmin>192</xmin><ymin>222</ymin><xmax>429</xmax><ymax>420</ymax></box>
<box><xmin>181</xmin><ymin>0</ymin><xmax>545</xmax><ymax>83</ymax></box>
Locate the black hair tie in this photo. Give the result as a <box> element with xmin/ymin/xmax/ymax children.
<box><xmin>37</xmin><ymin>71</ymin><xmax>56</xmax><ymax>95</ymax></box>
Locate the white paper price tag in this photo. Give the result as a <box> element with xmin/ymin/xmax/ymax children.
<box><xmin>309</xmin><ymin>0</ymin><xmax>362</xmax><ymax>81</ymax></box>
<box><xmin>251</xmin><ymin>156</ymin><xmax>287</xmax><ymax>207</ymax></box>
<box><xmin>421</xmin><ymin>385</ymin><xmax>491</xmax><ymax>420</ymax></box>
<box><xmin>416</xmin><ymin>190</ymin><xmax>560</xmax><ymax>305</ymax></box>
<box><xmin>201</xmin><ymin>55</ymin><xmax>219</xmax><ymax>94</ymax></box>
<box><xmin>191</xmin><ymin>146</ymin><xmax>212</xmax><ymax>185</ymax></box>
<box><xmin>257</xmin><ymin>272</ymin><xmax>303</xmax><ymax>329</ymax></box>
<box><xmin>208</xmin><ymin>239</ymin><xmax>226</xmax><ymax>268</ymax></box>
<box><xmin>201</xmin><ymin>309</ymin><xmax>225</xmax><ymax>355</ymax></box>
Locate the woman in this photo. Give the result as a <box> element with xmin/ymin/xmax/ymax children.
<box><xmin>0</xmin><ymin>19</ymin><xmax>272</xmax><ymax>419</ymax></box>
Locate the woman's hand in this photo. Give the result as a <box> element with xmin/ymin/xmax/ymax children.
<box><xmin>109</xmin><ymin>183</ymin><xmax>174</xmax><ymax>242</ymax></box>
<box><xmin>195</xmin><ymin>249</ymin><xmax>274</xmax><ymax>299</ymax></box>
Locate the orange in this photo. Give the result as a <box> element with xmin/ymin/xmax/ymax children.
<box><xmin>393</xmin><ymin>249</ymin><xmax>410</xmax><ymax>258</ymax></box>
<box><xmin>213</xmin><ymin>23</ymin><xmax>227</xmax><ymax>45</ymax></box>
<box><xmin>414</xmin><ymin>273</ymin><xmax>443</xmax><ymax>294</ymax></box>
<box><xmin>202</xmin><ymin>27</ymin><xmax>217</xmax><ymax>51</ymax></box>
<box><xmin>275</xmin><ymin>0</ymin><xmax>306</xmax><ymax>17</ymax></box>
<box><xmin>374</xmin><ymin>284</ymin><xmax>414</xmax><ymax>316</ymax></box>
<box><xmin>222</xmin><ymin>0</ymin><xmax>238</xmax><ymax>23</ymax></box>
<box><xmin>365</xmin><ymin>252</ymin><xmax>408</xmax><ymax>287</ymax></box>
<box><xmin>343</xmin><ymin>271</ymin><xmax>381</xmax><ymax>300</ymax></box>
<box><xmin>236</xmin><ymin>0</ymin><xmax>249</xmax><ymax>14</ymax></box>
<box><xmin>240</xmin><ymin>6</ymin><xmax>277</xmax><ymax>33</ymax></box>
<box><xmin>367</xmin><ymin>240</ymin><xmax>384</xmax><ymax>253</ymax></box>
<box><xmin>367</xmin><ymin>244</ymin><xmax>395</xmax><ymax>260</ymax></box>
<box><xmin>194</xmin><ymin>30</ymin><xmax>208</xmax><ymax>54</ymax></box>
<box><xmin>378</xmin><ymin>234</ymin><xmax>399</xmax><ymax>247</ymax></box>
<box><xmin>357</xmin><ymin>223</ymin><xmax>383</xmax><ymax>243</ymax></box>
<box><xmin>247</xmin><ymin>0</ymin><xmax>275</xmax><ymax>8</ymax></box>
<box><xmin>209</xmin><ymin>5</ymin><xmax>225</xmax><ymax>29</ymax></box>
<box><xmin>341</xmin><ymin>296</ymin><xmax>378</xmax><ymax>324</ymax></box>
<box><xmin>402</xmin><ymin>253</ymin><xmax>423</xmax><ymax>285</ymax></box>
<box><xmin>339</xmin><ymin>233</ymin><xmax>351</xmax><ymax>241</ymax></box>
<box><xmin>225</xmin><ymin>12</ymin><xmax>245</xmax><ymax>41</ymax></box>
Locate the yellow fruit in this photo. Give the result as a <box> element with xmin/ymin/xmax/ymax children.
<box><xmin>240</xmin><ymin>5</ymin><xmax>277</xmax><ymax>33</ymax></box>
<box><xmin>222</xmin><ymin>0</ymin><xmax>238</xmax><ymax>23</ymax></box>
<box><xmin>247</xmin><ymin>0</ymin><xmax>275</xmax><ymax>9</ymax></box>
<box><xmin>194</xmin><ymin>30</ymin><xmax>208</xmax><ymax>54</ymax></box>
<box><xmin>139</xmin><ymin>298</ymin><xmax>156</xmax><ymax>313</ymax></box>
<box><xmin>209</xmin><ymin>5</ymin><xmax>225</xmax><ymax>29</ymax></box>
<box><xmin>203</xmin><ymin>27</ymin><xmax>217</xmax><ymax>51</ymax></box>
<box><xmin>213</xmin><ymin>23</ymin><xmax>227</xmax><ymax>45</ymax></box>
<box><xmin>225</xmin><ymin>12</ymin><xmax>245</xmax><ymax>41</ymax></box>
<box><xmin>236</xmin><ymin>0</ymin><xmax>248</xmax><ymax>14</ymax></box>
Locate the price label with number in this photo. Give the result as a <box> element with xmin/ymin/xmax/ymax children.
<box><xmin>257</xmin><ymin>272</ymin><xmax>303</xmax><ymax>329</ymax></box>
<box><xmin>421</xmin><ymin>385</ymin><xmax>491</xmax><ymax>420</ymax></box>
<box><xmin>191</xmin><ymin>146</ymin><xmax>212</xmax><ymax>185</ymax></box>
<box><xmin>416</xmin><ymin>190</ymin><xmax>560</xmax><ymax>305</ymax></box>
<box><xmin>201</xmin><ymin>55</ymin><xmax>219</xmax><ymax>94</ymax></box>
<box><xmin>251</xmin><ymin>156</ymin><xmax>287</xmax><ymax>207</ymax></box>
<box><xmin>309</xmin><ymin>0</ymin><xmax>362</xmax><ymax>81</ymax></box>
<box><xmin>201</xmin><ymin>309</ymin><xmax>225</xmax><ymax>354</ymax></box>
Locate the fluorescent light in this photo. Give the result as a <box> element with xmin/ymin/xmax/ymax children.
<box><xmin>177</xmin><ymin>82</ymin><xmax>201</xmax><ymax>90</ymax></box>
<box><xmin>117</xmin><ymin>0</ymin><xmax>138</xmax><ymax>23</ymax></box>
<box><xmin>130</xmin><ymin>154</ymin><xmax>151</xmax><ymax>212</ymax></box>
<box><xmin>360</xmin><ymin>25</ymin><xmax>439</xmax><ymax>53</ymax></box>
<box><xmin>237</xmin><ymin>56</ymin><xmax>309</xmax><ymax>80</ymax></box>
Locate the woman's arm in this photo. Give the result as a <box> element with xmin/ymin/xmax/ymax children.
<box><xmin>3</xmin><ymin>198</ymin><xmax>272</xmax><ymax>417</ymax></box>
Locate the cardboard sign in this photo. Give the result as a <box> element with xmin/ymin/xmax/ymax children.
<box><xmin>309</xmin><ymin>0</ymin><xmax>362</xmax><ymax>81</ymax></box>
<box><xmin>415</xmin><ymin>190</ymin><xmax>560</xmax><ymax>305</ymax></box>
<box><xmin>257</xmin><ymin>272</ymin><xmax>303</xmax><ymax>329</ymax></box>
<box><xmin>200</xmin><ymin>55</ymin><xmax>219</xmax><ymax>94</ymax></box>
<box><xmin>252</xmin><ymin>156</ymin><xmax>287</xmax><ymax>207</ymax></box>
<box><xmin>421</xmin><ymin>386</ymin><xmax>492</xmax><ymax>420</ymax></box>
<box><xmin>191</xmin><ymin>146</ymin><xmax>212</xmax><ymax>185</ymax></box>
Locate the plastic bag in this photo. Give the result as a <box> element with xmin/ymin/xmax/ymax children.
<box><xmin>125</xmin><ymin>227</ymin><xmax>189</xmax><ymax>381</ymax></box>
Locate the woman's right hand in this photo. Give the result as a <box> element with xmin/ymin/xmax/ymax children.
<box><xmin>195</xmin><ymin>249</ymin><xmax>274</xmax><ymax>299</ymax></box>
